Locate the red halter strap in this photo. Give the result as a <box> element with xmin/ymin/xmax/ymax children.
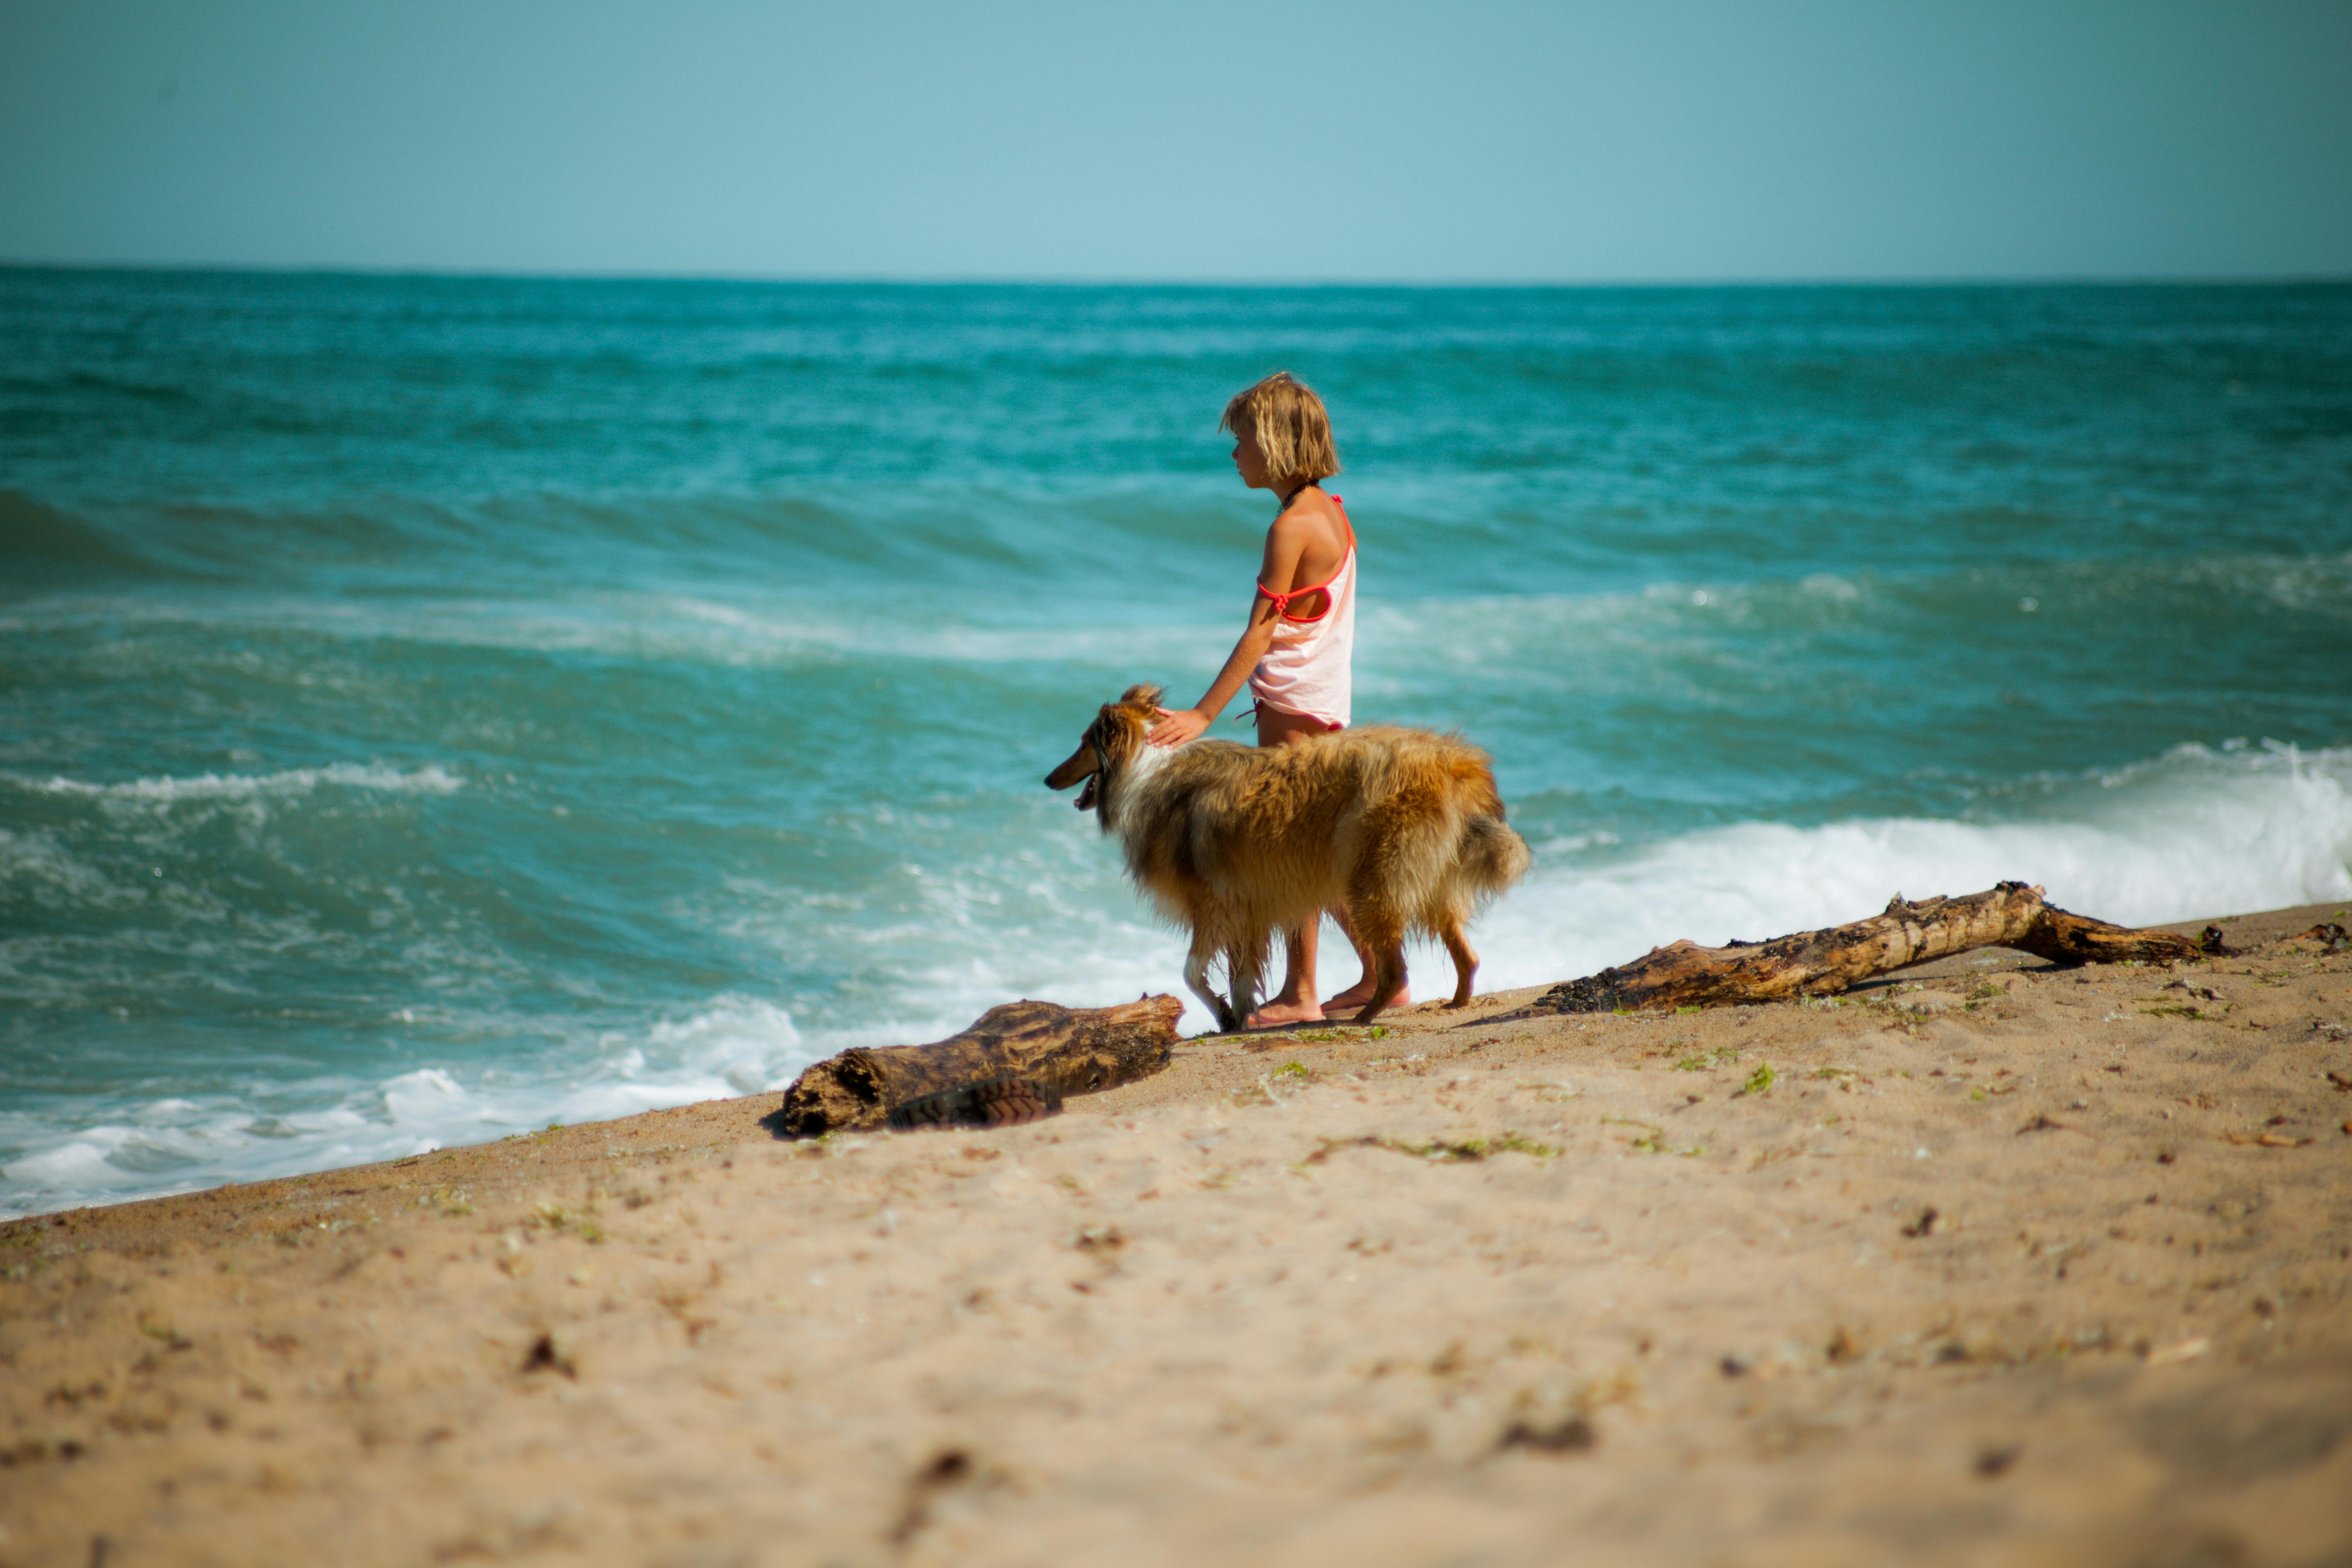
<box><xmin>1256</xmin><ymin>497</ymin><xmax>1355</xmax><ymax>623</ymax></box>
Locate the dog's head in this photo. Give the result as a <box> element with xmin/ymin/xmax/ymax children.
<box><xmin>1044</xmin><ymin>684</ymin><xmax>1164</xmax><ymax>815</ymax></box>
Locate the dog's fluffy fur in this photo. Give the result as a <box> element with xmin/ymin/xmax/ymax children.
<box><xmin>1044</xmin><ymin>685</ymin><xmax>1532</xmax><ymax>1031</ymax></box>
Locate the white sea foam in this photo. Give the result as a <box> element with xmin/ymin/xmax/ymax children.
<box><xmin>0</xmin><ymin>991</ymin><xmax>825</xmax><ymax>1220</ymax></box>
<box><xmin>0</xmin><ymin>828</ymin><xmax>118</xmax><ymax>902</ymax></box>
<box><xmin>14</xmin><ymin>762</ymin><xmax>464</xmax><ymax>803</ymax></box>
<box><xmin>1473</xmin><ymin>741</ymin><xmax>2352</xmax><ymax>991</ymax></box>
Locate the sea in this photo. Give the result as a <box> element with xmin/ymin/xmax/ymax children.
<box><xmin>4</xmin><ymin>270</ymin><xmax>2350</xmax><ymax>1218</ymax></box>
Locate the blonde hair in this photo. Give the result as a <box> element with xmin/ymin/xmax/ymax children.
<box><xmin>1220</xmin><ymin>371</ymin><xmax>1341</xmax><ymax>486</ymax></box>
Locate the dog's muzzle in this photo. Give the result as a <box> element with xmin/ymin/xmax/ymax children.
<box><xmin>1046</xmin><ymin>740</ymin><xmax>1103</xmax><ymax>811</ymax></box>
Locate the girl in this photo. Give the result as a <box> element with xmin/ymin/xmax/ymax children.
<box><xmin>1148</xmin><ymin>371</ymin><xmax>1405</xmax><ymax>1026</ymax></box>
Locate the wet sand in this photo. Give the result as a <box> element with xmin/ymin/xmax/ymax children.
<box><xmin>3</xmin><ymin>903</ymin><xmax>2349</xmax><ymax>1567</ymax></box>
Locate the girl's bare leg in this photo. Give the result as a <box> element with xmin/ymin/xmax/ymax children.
<box><xmin>1244</xmin><ymin>705</ymin><xmax>1331</xmax><ymax>1029</ymax></box>
<box><xmin>1245</xmin><ymin>924</ymin><xmax>1323</xmax><ymax>1029</ymax></box>
<box><xmin>1321</xmin><ymin>902</ymin><xmax>1410</xmax><ymax>1012</ymax></box>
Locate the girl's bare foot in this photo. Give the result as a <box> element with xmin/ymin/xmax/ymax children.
<box><xmin>1246</xmin><ymin>997</ymin><xmax>1325</xmax><ymax>1029</ymax></box>
<box><xmin>1322</xmin><ymin>976</ymin><xmax>1408</xmax><ymax>1012</ymax></box>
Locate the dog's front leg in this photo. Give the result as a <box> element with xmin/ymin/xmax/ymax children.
<box><xmin>1223</xmin><ymin>937</ymin><xmax>1265</xmax><ymax>1034</ymax></box>
<box><xmin>1183</xmin><ymin>942</ymin><xmax>1237</xmax><ymax>1034</ymax></box>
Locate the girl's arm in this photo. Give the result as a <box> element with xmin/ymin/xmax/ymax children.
<box><xmin>1146</xmin><ymin>601</ymin><xmax>1275</xmax><ymax>748</ymax></box>
<box><xmin>1148</xmin><ymin>516</ymin><xmax>1309</xmax><ymax>748</ymax></box>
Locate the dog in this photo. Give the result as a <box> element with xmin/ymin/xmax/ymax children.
<box><xmin>1044</xmin><ymin>684</ymin><xmax>1531</xmax><ymax>1031</ymax></box>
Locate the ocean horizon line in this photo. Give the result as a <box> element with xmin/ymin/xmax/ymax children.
<box><xmin>5</xmin><ymin>259</ymin><xmax>2349</xmax><ymax>292</ymax></box>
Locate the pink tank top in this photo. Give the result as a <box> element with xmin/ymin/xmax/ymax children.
<box><xmin>1248</xmin><ymin>496</ymin><xmax>1356</xmax><ymax>730</ymax></box>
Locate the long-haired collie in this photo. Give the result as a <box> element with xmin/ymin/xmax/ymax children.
<box><xmin>1045</xmin><ymin>685</ymin><xmax>1531</xmax><ymax>1032</ymax></box>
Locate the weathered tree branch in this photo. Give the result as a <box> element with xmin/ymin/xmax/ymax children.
<box><xmin>774</xmin><ymin>995</ymin><xmax>1183</xmax><ymax>1137</ymax></box>
<box><xmin>1495</xmin><ymin>881</ymin><xmax>2215</xmax><ymax>1018</ymax></box>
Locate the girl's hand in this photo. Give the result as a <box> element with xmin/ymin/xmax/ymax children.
<box><xmin>1149</xmin><ymin>706</ymin><xmax>1211</xmax><ymax>749</ymax></box>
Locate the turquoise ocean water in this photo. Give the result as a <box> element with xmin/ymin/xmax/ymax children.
<box><xmin>4</xmin><ymin>270</ymin><xmax>2350</xmax><ymax>1217</ymax></box>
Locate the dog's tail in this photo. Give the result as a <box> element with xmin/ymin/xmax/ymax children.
<box><xmin>1459</xmin><ymin>813</ymin><xmax>1533</xmax><ymax>901</ymax></box>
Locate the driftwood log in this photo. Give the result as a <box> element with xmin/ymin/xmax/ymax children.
<box><xmin>1499</xmin><ymin>881</ymin><xmax>2218</xmax><ymax>1018</ymax></box>
<box><xmin>776</xmin><ymin>995</ymin><xmax>1183</xmax><ymax>1137</ymax></box>
<box><xmin>886</xmin><ymin>1077</ymin><xmax>1063</xmax><ymax>1132</ymax></box>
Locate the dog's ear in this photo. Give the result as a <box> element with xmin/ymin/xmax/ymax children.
<box><xmin>1117</xmin><ymin>683</ymin><xmax>1165</xmax><ymax>713</ymax></box>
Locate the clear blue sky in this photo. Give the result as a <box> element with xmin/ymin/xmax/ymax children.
<box><xmin>3</xmin><ymin>0</ymin><xmax>2348</xmax><ymax>282</ymax></box>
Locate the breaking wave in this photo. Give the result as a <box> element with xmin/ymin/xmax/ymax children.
<box><xmin>1475</xmin><ymin>741</ymin><xmax>2352</xmax><ymax>990</ymax></box>
<box><xmin>0</xmin><ymin>993</ymin><xmax>815</xmax><ymax>1220</ymax></box>
<box><xmin>13</xmin><ymin>763</ymin><xmax>464</xmax><ymax>803</ymax></box>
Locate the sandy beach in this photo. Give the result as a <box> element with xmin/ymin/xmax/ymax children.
<box><xmin>3</xmin><ymin>901</ymin><xmax>2348</xmax><ymax>1567</ymax></box>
